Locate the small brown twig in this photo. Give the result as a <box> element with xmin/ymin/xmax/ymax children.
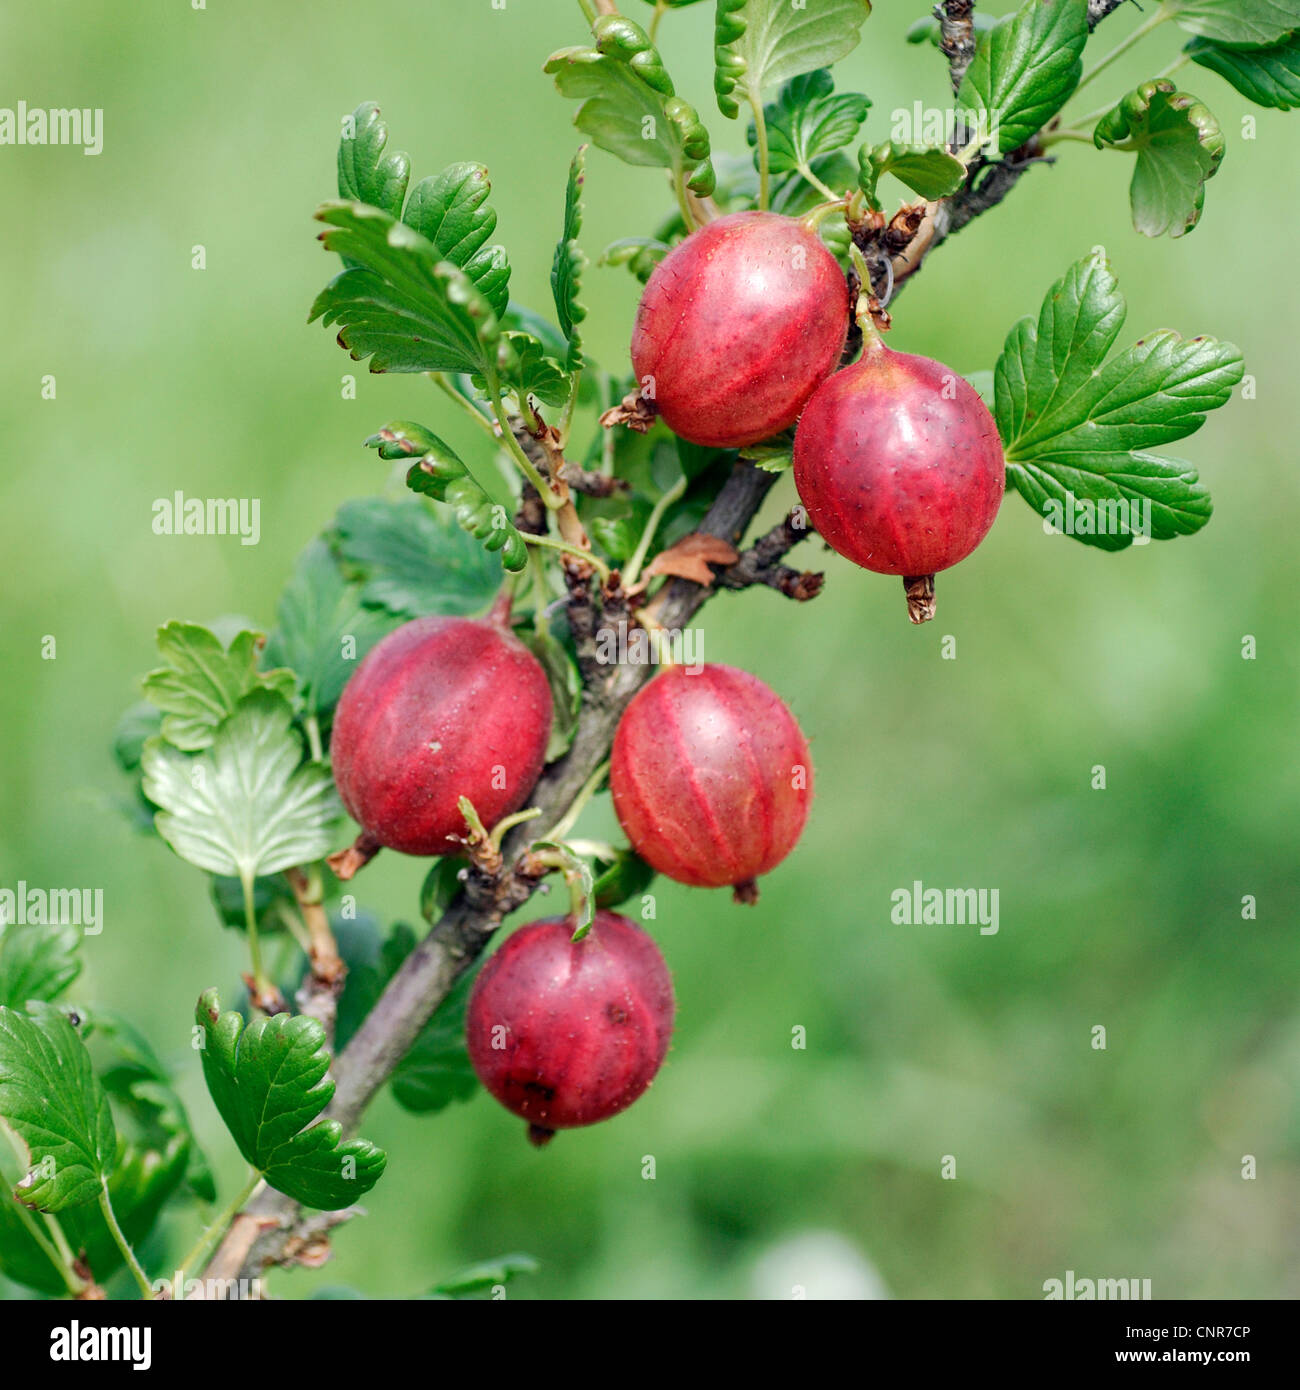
<box><xmin>937</xmin><ymin>2</ymin><xmax>978</xmax><ymax>96</ymax></box>
<box><xmin>718</xmin><ymin>512</ymin><xmax>824</xmax><ymax>602</ymax></box>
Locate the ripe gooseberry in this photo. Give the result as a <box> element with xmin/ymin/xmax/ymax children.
<box><xmin>631</xmin><ymin>210</ymin><xmax>849</xmax><ymax>448</ymax></box>
<box><xmin>793</xmin><ymin>337</ymin><xmax>1005</xmax><ymax>622</ymax></box>
<box><xmin>466</xmin><ymin>911</ymin><xmax>675</xmax><ymax>1146</ymax></box>
<box><xmin>609</xmin><ymin>663</ymin><xmax>812</xmax><ymax>903</ymax></box>
<box><xmin>328</xmin><ymin>615</ymin><xmax>552</xmax><ymax>875</ymax></box>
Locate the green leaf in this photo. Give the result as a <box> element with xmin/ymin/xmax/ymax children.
<box><xmin>196</xmin><ymin>989</ymin><xmax>387</xmax><ymax>1209</ymax></box>
<box><xmin>355</xmin><ymin>428</ymin><xmax>528</xmax><ymax>575</ymax></box>
<box><xmin>0</xmin><ymin>921</ymin><xmax>80</xmax><ymax>1012</ymax></box>
<box><xmin>738</xmin><ymin>440</ymin><xmax>795</xmax><ymax>473</ymax></box>
<box><xmin>546</xmin><ymin>16</ymin><xmax>716</xmax><ymax>196</ymax></box>
<box><xmin>995</xmin><ymin>255</ymin><xmax>1244</xmax><ymax>549</ymax></box>
<box><xmin>475</xmin><ymin>331</ymin><xmax>572</xmax><ymax>410</ymax></box>
<box><xmin>857</xmin><ymin>141</ymin><xmax>967</xmax><ymax>210</ymax></box>
<box><xmin>263</xmin><ymin>539</ymin><xmax>402</xmax><ymax>723</ymax></box>
<box><xmin>1186</xmin><ymin>32</ymin><xmax>1300</xmax><ymax>111</ymax></box>
<box><xmin>551</xmin><ymin>147</ymin><xmax>588</xmax><ymax>369</ymax></box>
<box><xmin>334</xmin><ymin>493</ymin><xmax>505</xmax><ymax>614</ymax></box>
<box><xmin>142</xmin><ymin>623</ymin><xmax>296</xmax><ymax>753</ymax></box>
<box><xmin>311</xmin><ymin>201</ymin><xmax>500</xmax><ymax>377</ymax></box>
<box><xmin>715</xmin><ymin>0</ymin><xmax>872</xmax><ymax>119</ymax></box>
<box><xmin>750</xmin><ymin>70</ymin><xmax>870</xmax><ymax>176</ymax></box>
<box><xmin>1165</xmin><ymin>0</ymin><xmax>1300</xmax><ymax>47</ymax></box>
<box><xmin>1094</xmin><ymin>80</ymin><xmax>1225</xmax><ymax>238</ymax></box>
<box><xmin>432</xmin><ymin>1252</ymin><xmax>539</xmax><ymax>1297</ymax></box>
<box><xmin>141</xmin><ymin>689</ymin><xmax>341</xmax><ymax>881</ymax></box>
<box><xmin>525</xmin><ymin>627</ymin><xmax>581</xmax><ymax>762</ymax></box>
<box><xmin>402</xmin><ymin>162</ymin><xmax>511</xmax><ymax>320</ymax></box>
<box><xmin>593</xmin><ymin>847</ymin><xmax>657</xmax><ymax>911</ymax></box>
<box><xmin>338</xmin><ymin>102</ymin><xmax>409</xmax><ymax>219</ymax></box>
<box><xmin>957</xmin><ymin>0</ymin><xmax>1089</xmax><ymax>154</ymax></box>
<box><xmin>0</xmin><ymin>1007</ymin><xmax>115</xmax><ymax>1212</ymax></box>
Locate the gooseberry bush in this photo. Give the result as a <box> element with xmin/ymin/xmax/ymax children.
<box><xmin>1</xmin><ymin>0</ymin><xmax>1283</xmax><ymax>1299</ymax></box>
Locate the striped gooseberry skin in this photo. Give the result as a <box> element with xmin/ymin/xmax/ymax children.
<box><xmin>630</xmin><ymin>210</ymin><xmax>849</xmax><ymax>448</ymax></box>
<box><xmin>609</xmin><ymin>664</ymin><xmax>813</xmax><ymax>892</ymax></box>
<box><xmin>793</xmin><ymin>342</ymin><xmax>1005</xmax><ymax>577</ymax></box>
<box><xmin>329</xmin><ymin>615</ymin><xmax>552</xmax><ymax>857</ymax></box>
<box><xmin>466</xmin><ymin>912</ymin><xmax>675</xmax><ymax>1144</ymax></box>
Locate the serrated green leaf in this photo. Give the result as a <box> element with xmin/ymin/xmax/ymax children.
<box><xmin>750</xmin><ymin>69</ymin><xmax>870</xmax><ymax>176</ymax></box>
<box><xmin>0</xmin><ymin>1007</ymin><xmax>115</xmax><ymax>1212</ymax></box>
<box><xmin>715</xmin><ymin>0</ymin><xmax>871</xmax><ymax>120</ymax></box>
<box><xmin>433</xmin><ymin>1252</ymin><xmax>539</xmax><ymax>1297</ymax></box>
<box><xmin>338</xmin><ymin>102</ymin><xmax>410</xmax><ymax>219</ymax></box>
<box><xmin>1094</xmin><ymin>80</ymin><xmax>1225</xmax><ymax>238</ymax></box>
<box><xmin>551</xmin><ymin>147</ymin><xmax>588</xmax><ymax>369</ymax></box>
<box><xmin>263</xmin><ymin>539</ymin><xmax>402</xmax><ymax>723</ymax></box>
<box><xmin>1186</xmin><ymin>32</ymin><xmax>1300</xmax><ymax>111</ymax></box>
<box><xmin>546</xmin><ymin>16</ymin><xmax>716</xmax><ymax>196</ymax></box>
<box><xmin>957</xmin><ymin>0</ymin><xmax>1089</xmax><ymax>154</ymax></box>
<box><xmin>141</xmin><ymin>689</ymin><xmax>341</xmax><ymax>881</ymax></box>
<box><xmin>196</xmin><ymin>989</ymin><xmax>386</xmax><ymax>1209</ymax></box>
<box><xmin>141</xmin><ymin>623</ymin><xmax>296</xmax><ymax>753</ymax></box>
<box><xmin>311</xmin><ymin>201</ymin><xmax>501</xmax><ymax>377</ymax></box>
<box><xmin>1165</xmin><ymin>0</ymin><xmax>1300</xmax><ymax>47</ymax></box>
<box><xmin>995</xmin><ymin>255</ymin><xmax>1244</xmax><ymax>549</ymax></box>
<box><xmin>857</xmin><ymin>141</ymin><xmax>967</xmax><ymax>210</ymax></box>
<box><xmin>402</xmin><ymin>162</ymin><xmax>512</xmax><ymax>320</ymax></box>
<box><xmin>360</xmin><ymin>431</ymin><xmax>528</xmax><ymax>576</ymax></box>
<box><xmin>475</xmin><ymin>331</ymin><xmax>572</xmax><ymax>410</ymax></box>
<box><xmin>0</xmin><ymin>921</ymin><xmax>80</xmax><ymax>1013</ymax></box>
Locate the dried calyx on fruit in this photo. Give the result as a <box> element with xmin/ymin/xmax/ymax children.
<box><xmin>793</xmin><ymin>290</ymin><xmax>1005</xmax><ymax>623</ymax></box>
<box><xmin>631</xmin><ymin>210</ymin><xmax>849</xmax><ymax>448</ymax></box>
<box><xmin>466</xmin><ymin>911</ymin><xmax>675</xmax><ymax>1146</ymax></box>
<box><xmin>328</xmin><ymin>613</ymin><xmax>552</xmax><ymax>877</ymax></box>
<box><xmin>610</xmin><ymin>663</ymin><xmax>812</xmax><ymax>903</ymax></box>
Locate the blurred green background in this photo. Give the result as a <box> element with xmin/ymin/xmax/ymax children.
<box><xmin>2</xmin><ymin>1</ymin><xmax>1297</xmax><ymax>1300</ymax></box>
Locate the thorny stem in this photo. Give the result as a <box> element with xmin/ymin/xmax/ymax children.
<box><xmin>98</xmin><ymin>1183</ymin><xmax>154</xmax><ymax>1299</ymax></box>
<box><xmin>622</xmin><ymin>474</ymin><xmax>687</xmax><ymax>588</ymax></box>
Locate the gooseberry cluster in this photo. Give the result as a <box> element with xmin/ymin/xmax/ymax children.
<box><xmin>328</xmin><ymin>206</ymin><xmax>1004</xmax><ymax>1143</ymax></box>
